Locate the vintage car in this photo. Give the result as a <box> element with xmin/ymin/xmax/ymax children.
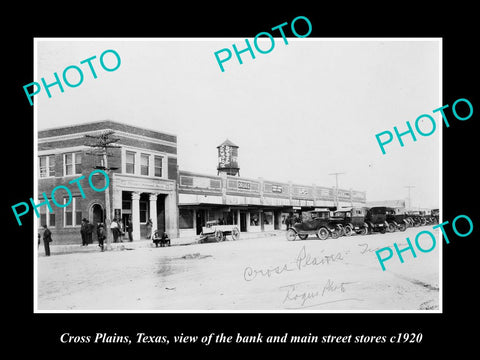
<box><xmin>198</xmin><ymin>220</ymin><xmax>240</xmax><ymax>243</ymax></box>
<box><xmin>286</xmin><ymin>209</ymin><xmax>341</xmax><ymax>241</ymax></box>
<box><xmin>330</xmin><ymin>207</ymin><xmax>369</xmax><ymax>236</ymax></box>
<box><xmin>405</xmin><ymin>210</ymin><xmax>424</xmax><ymax>227</ymax></box>
<box><xmin>431</xmin><ymin>209</ymin><xmax>439</xmax><ymax>224</ymax></box>
<box><xmin>391</xmin><ymin>207</ymin><xmax>408</xmax><ymax>231</ymax></box>
<box><xmin>365</xmin><ymin>206</ymin><xmax>400</xmax><ymax>233</ymax></box>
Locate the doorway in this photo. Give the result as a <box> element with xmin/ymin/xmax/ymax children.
<box><xmin>91</xmin><ymin>204</ymin><xmax>104</xmax><ymax>241</ymax></box>
<box><xmin>196</xmin><ymin>210</ymin><xmax>206</xmax><ymax>235</ymax></box>
<box><xmin>240</xmin><ymin>212</ymin><xmax>247</xmax><ymax>232</ymax></box>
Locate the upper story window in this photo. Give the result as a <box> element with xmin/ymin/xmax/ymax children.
<box><xmin>154</xmin><ymin>155</ymin><xmax>163</xmax><ymax>177</ymax></box>
<box><xmin>126</xmin><ymin>151</ymin><xmax>135</xmax><ymax>174</ymax></box>
<box><xmin>64</xmin><ymin>152</ymin><xmax>82</xmax><ymax>176</ymax></box>
<box><xmin>123</xmin><ymin>149</ymin><xmax>167</xmax><ymax>178</ymax></box>
<box><xmin>140</xmin><ymin>154</ymin><xmax>149</xmax><ymax>176</ymax></box>
<box><xmin>39</xmin><ymin>155</ymin><xmax>55</xmax><ymax>178</ymax></box>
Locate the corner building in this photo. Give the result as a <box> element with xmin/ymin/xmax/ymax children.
<box><xmin>38</xmin><ymin>120</ymin><xmax>178</xmax><ymax>244</ymax></box>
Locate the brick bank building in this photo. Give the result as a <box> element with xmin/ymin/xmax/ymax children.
<box><xmin>37</xmin><ymin>120</ymin><xmax>367</xmax><ymax>244</ymax></box>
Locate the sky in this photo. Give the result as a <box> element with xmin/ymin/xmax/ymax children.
<box><xmin>35</xmin><ymin>38</ymin><xmax>441</xmax><ymax>209</ymax></box>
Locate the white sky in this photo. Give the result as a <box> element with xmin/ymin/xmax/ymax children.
<box><xmin>36</xmin><ymin>38</ymin><xmax>440</xmax><ymax>209</ymax></box>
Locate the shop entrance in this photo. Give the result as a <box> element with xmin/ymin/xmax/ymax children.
<box><xmin>196</xmin><ymin>210</ymin><xmax>206</xmax><ymax>235</ymax></box>
<box><xmin>90</xmin><ymin>204</ymin><xmax>104</xmax><ymax>242</ymax></box>
<box><xmin>240</xmin><ymin>212</ymin><xmax>247</xmax><ymax>232</ymax></box>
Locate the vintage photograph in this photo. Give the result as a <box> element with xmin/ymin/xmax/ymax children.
<box><xmin>34</xmin><ymin>38</ymin><xmax>441</xmax><ymax>312</ymax></box>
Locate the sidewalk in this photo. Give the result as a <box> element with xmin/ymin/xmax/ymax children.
<box><xmin>38</xmin><ymin>230</ymin><xmax>283</xmax><ymax>256</ymax></box>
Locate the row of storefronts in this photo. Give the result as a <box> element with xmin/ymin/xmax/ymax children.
<box><xmin>37</xmin><ymin>120</ymin><xmax>366</xmax><ymax>244</ymax></box>
<box><xmin>177</xmin><ymin>171</ymin><xmax>366</xmax><ymax>236</ymax></box>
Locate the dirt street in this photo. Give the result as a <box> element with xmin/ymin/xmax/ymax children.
<box><xmin>37</xmin><ymin>227</ymin><xmax>440</xmax><ymax>311</ymax></box>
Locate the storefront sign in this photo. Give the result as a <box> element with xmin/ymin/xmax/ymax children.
<box><xmin>238</xmin><ymin>181</ymin><xmax>251</xmax><ymax>190</ymax></box>
<box><xmin>272</xmin><ymin>185</ymin><xmax>283</xmax><ymax>193</ymax></box>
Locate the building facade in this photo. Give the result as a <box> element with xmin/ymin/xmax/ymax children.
<box><xmin>38</xmin><ymin>120</ymin><xmax>178</xmax><ymax>244</ymax></box>
<box><xmin>37</xmin><ymin>120</ymin><xmax>367</xmax><ymax>244</ymax></box>
<box><xmin>177</xmin><ymin>171</ymin><xmax>367</xmax><ymax>237</ymax></box>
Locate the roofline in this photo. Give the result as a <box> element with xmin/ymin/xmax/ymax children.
<box><xmin>38</xmin><ymin>119</ymin><xmax>178</xmax><ymax>138</ymax></box>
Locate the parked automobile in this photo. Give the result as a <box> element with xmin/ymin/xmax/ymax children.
<box><xmin>406</xmin><ymin>211</ymin><xmax>423</xmax><ymax>227</ymax></box>
<box><xmin>286</xmin><ymin>209</ymin><xmax>341</xmax><ymax>241</ymax></box>
<box><xmin>391</xmin><ymin>207</ymin><xmax>408</xmax><ymax>231</ymax></box>
<box><xmin>365</xmin><ymin>206</ymin><xmax>397</xmax><ymax>234</ymax></box>
<box><xmin>330</xmin><ymin>207</ymin><xmax>369</xmax><ymax>236</ymax></box>
<box><xmin>431</xmin><ymin>209</ymin><xmax>439</xmax><ymax>224</ymax></box>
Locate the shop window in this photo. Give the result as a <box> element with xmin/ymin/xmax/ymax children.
<box><xmin>264</xmin><ymin>212</ymin><xmax>273</xmax><ymax>225</ymax></box>
<box><xmin>250</xmin><ymin>212</ymin><xmax>260</xmax><ymax>226</ymax></box>
<box><xmin>126</xmin><ymin>151</ymin><xmax>135</xmax><ymax>174</ymax></box>
<box><xmin>141</xmin><ymin>153</ymin><xmax>149</xmax><ymax>176</ymax></box>
<box><xmin>179</xmin><ymin>209</ymin><xmax>194</xmax><ymax>229</ymax></box>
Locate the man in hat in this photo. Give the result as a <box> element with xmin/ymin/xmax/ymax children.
<box><xmin>42</xmin><ymin>225</ymin><xmax>52</xmax><ymax>256</ymax></box>
<box><xmin>80</xmin><ymin>218</ymin><xmax>88</xmax><ymax>246</ymax></box>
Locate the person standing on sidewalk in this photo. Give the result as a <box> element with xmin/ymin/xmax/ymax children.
<box><xmin>146</xmin><ymin>218</ymin><xmax>153</xmax><ymax>239</ymax></box>
<box><xmin>80</xmin><ymin>218</ymin><xmax>88</xmax><ymax>246</ymax></box>
<box><xmin>85</xmin><ymin>219</ymin><xmax>93</xmax><ymax>245</ymax></box>
<box><xmin>97</xmin><ymin>222</ymin><xmax>106</xmax><ymax>251</ymax></box>
<box><xmin>42</xmin><ymin>225</ymin><xmax>52</xmax><ymax>256</ymax></box>
<box><xmin>126</xmin><ymin>216</ymin><xmax>133</xmax><ymax>242</ymax></box>
<box><xmin>110</xmin><ymin>218</ymin><xmax>120</xmax><ymax>243</ymax></box>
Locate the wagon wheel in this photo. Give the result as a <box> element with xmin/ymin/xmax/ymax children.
<box><xmin>286</xmin><ymin>229</ymin><xmax>297</xmax><ymax>241</ymax></box>
<box><xmin>215</xmin><ymin>230</ymin><xmax>225</xmax><ymax>242</ymax></box>
<box><xmin>317</xmin><ymin>227</ymin><xmax>329</xmax><ymax>240</ymax></box>
<box><xmin>298</xmin><ymin>234</ymin><xmax>309</xmax><ymax>240</ymax></box>
<box><xmin>231</xmin><ymin>227</ymin><xmax>240</xmax><ymax>241</ymax></box>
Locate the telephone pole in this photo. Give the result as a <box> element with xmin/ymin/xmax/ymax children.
<box><xmin>85</xmin><ymin>130</ymin><xmax>120</xmax><ymax>250</ymax></box>
<box><xmin>329</xmin><ymin>172</ymin><xmax>345</xmax><ymax>209</ymax></box>
<box><xmin>405</xmin><ymin>185</ymin><xmax>415</xmax><ymax>209</ymax></box>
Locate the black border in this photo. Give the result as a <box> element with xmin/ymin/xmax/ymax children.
<box><xmin>6</xmin><ymin>5</ymin><xmax>478</xmax><ymax>355</ymax></box>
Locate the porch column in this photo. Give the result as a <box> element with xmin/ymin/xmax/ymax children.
<box><xmin>149</xmin><ymin>193</ymin><xmax>158</xmax><ymax>234</ymax></box>
<box><xmin>131</xmin><ymin>192</ymin><xmax>141</xmax><ymax>240</ymax></box>
<box><xmin>236</xmin><ymin>209</ymin><xmax>240</xmax><ymax>228</ymax></box>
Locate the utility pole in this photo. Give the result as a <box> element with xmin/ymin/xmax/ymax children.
<box><xmin>405</xmin><ymin>185</ymin><xmax>415</xmax><ymax>210</ymax></box>
<box><xmin>328</xmin><ymin>172</ymin><xmax>345</xmax><ymax>209</ymax></box>
<box><xmin>85</xmin><ymin>130</ymin><xmax>120</xmax><ymax>251</ymax></box>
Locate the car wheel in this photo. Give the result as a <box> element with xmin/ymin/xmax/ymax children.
<box><xmin>344</xmin><ymin>225</ymin><xmax>353</xmax><ymax>236</ymax></box>
<box><xmin>298</xmin><ymin>234</ymin><xmax>309</xmax><ymax>240</ymax></box>
<box><xmin>380</xmin><ymin>227</ymin><xmax>386</xmax><ymax>234</ymax></box>
<box><xmin>387</xmin><ymin>223</ymin><xmax>396</xmax><ymax>232</ymax></box>
<box><xmin>317</xmin><ymin>227</ymin><xmax>329</xmax><ymax>240</ymax></box>
<box><xmin>286</xmin><ymin>229</ymin><xmax>297</xmax><ymax>241</ymax></box>
<box><xmin>331</xmin><ymin>228</ymin><xmax>341</xmax><ymax>239</ymax></box>
<box><xmin>398</xmin><ymin>223</ymin><xmax>407</xmax><ymax>232</ymax></box>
